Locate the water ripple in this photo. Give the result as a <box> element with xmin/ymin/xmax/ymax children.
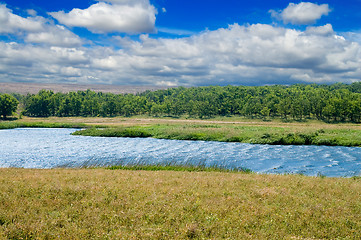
<box><xmin>1</xmin><ymin>128</ymin><xmax>361</xmax><ymax>177</ymax></box>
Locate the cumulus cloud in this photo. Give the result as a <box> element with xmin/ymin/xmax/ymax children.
<box><xmin>0</xmin><ymin>4</ymin><xmax>82</xmax><ymax>48</ymax></box>
<box><xmin>3</xmin><ymin>1</ymin><xmax>359</xmax><ymax>86</ymax></box>
<box><xmin>1</xmin><ymin>23</ymin><xmax>360</xmax><ymax>86</ymax></box>
<box><xmin>305</xmin><ymin>24</ymin><xmax>334</xmax><ymax>36</ymax></box>
<box><xmin>49</xmin><ymin>0</ymin><xmax>157</xmax><ymax>34</ymax></box>
<box><xmin>120</xmin><ymin>24</ymin><xmax>360</xmax><ymax>85</ymax></box>
<box><xmin>270</xmin><ymin>2</ymin><xmax>331</xmax><ymax>25</ymax></box>
<box><xmin>0</xmin><ymin>4</ymin><xmax>44</xmax><ymax>33</ymax></box>
<box><xmin>0</xmin><ymin>42</ymin><xmax>90</xmax><ymax>83</ymax></box>
<box><xmin>25</xmin><ymin>25</ymin><xmax>82</xmax><ymax>47</ymax></box>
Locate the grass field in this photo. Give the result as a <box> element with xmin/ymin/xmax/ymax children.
<box><xmin>1</xmin><ymin>117</ymin><xmax>361</xmax><ymax>238</ymax></box>
<box><xmin>1</xmin><ymin>116</ymin><xmax>361</xmax><ymax>147</ymax></box>
<box><xmin>0</xmin><ymin>168</ymin><xmax>361</xmax><ymax>239</ymax></box>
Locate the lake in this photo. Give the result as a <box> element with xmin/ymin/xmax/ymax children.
<box><xmin>1</xmin><ymin>128</ymin><xmax>360</xmax><ymax>177</ymax></box>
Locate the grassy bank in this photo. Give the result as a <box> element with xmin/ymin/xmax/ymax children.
<box><xmin>105</xmin><ymin>163</ymin><xmax>252</xmax><ymax>173</ymax></box>
<box><xmin>73</xmin><ymin>124</ymin><xmax>361</xmax><ymax>147</ymax></box>
<box><xmin>2</xmin><ymin>116</ymin><xmax>361</xmax><ymax>146</ymax></box>
<box><xmin>0</xmin><ymin>120</ymin><xmax>86</xmax><ymax>129</ymax></box>
<box><xmin>0</xmin><ymin>168</ymin><xmax>360</xmax><ymax>239</ymax></box>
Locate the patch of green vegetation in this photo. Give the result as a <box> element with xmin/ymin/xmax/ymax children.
<box><xmin>72</xmin><ymin>124</ymin><xmax>361</xmax><ymax>147</ymax></box>
<box><xmin>2</xmin><ymin>117</ymin><xmax>361</xmax><ymax>147</ymax></box>
<box><xmin>72</xmin><ymin>126</ymin><xmax>151</xmax><ymax>138</ymax></box>
<box><xmin>252</xmin><ymin>132</ymin><xmax>318</xmax><ymax>145</ymax></box>
<box><xmin>105</xmin><ymin>163</ymin><xmax>252</xmax><ymax>173</ymax></box>
<box><xmin>312</xmin><ymin>129</ymin><xmax>361</xmax><ymax>147</ymax></box>
<box><xmin>0</xmin><ymin>121</ymin><xmax>86</xmax><ymax>129</ymax></box>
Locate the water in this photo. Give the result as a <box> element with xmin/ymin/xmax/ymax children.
<box><xmin>1</xmin><ymin>128</ymin><xmax>361</xmax><ymax>177</ymax></box>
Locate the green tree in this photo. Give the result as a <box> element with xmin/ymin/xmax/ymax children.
<box><xmin>276</xmin><ymin>97</ymin><xmax>291</xmax><ymax>120</ymax></box>
<box><xmin>0</xmin><ymin>93</ymin><xmax>19</xmax><ymax>119</ymax></box>
<box><xmin>260</xmin><ymin>106</ymin><xmax>270</xmax><ymax>120</ymax></box>
<box><xmin>23</xmin><ymin>90</ymin><xmax>53</xmax><ymax>117</ymax></box>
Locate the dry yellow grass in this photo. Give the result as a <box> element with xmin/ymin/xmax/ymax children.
<box><xmin>0</xmin><ymin>168</ymin><xmax>361</xmax><ymax>239</ymax></box>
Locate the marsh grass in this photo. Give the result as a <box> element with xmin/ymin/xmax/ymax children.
<box><xmin>72</xmin><ymin>126</ymin><xmax>151</xmax><ymax>138</ymax></box>
<box><xmin>0</xmin><ymin>121</ymin><xmax>86</xmax><ymax>129</ymax></box>
<box><xmin>105</xmin><ymin>163</ymin><xmax>252</xmax><ymax>173</ymax></box>
<box><xmin>0</xmin><ymin>168</ymin><xmax>361</xmax><ymax>239</ymax></box>
<box><xmin>72</xmin><ymin>123</ymin><xmax>361</xmax><ymax>147</ymax></box>
<box><xmin>2</xmin><ymin>116</ymin><xmax>361</xmax><ymax>146</ymax></box>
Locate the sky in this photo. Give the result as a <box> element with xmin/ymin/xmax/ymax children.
<box><xmin>0</xmin><ymin>0</ymin><xmax>360</xmax><ymax>86</ymax></box>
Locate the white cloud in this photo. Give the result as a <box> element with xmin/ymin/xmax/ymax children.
<box><xmin>3</xmin><ymin>1</ymin><xmax>359</xmax><ymax>86</ymax></box>
<box><xmin>0</xmin><ymin>42</ymin><xmax>90</xmax><ymax>83</ymax></box>
<box><xmin>50</xmin><ymin>0</ymin><xmax>157</xmax><ymax>34</ymax></box>
<box><xmin>119</xmin><ymin>24</ymin><xmax>360</xmax><ymax>85</ymax></box>
<box><xmin>25</xmin><ymin>25</ymin><xmax>82</xmax><ymax>47</ymax></box>
<box><xmin>0</xmin><ymin>4</ymin><xmax>82</xmax><ymax>48</ymax></box>
<box><xmin>305</xmin><ymin>24</ymin><xmax>334</xmax><ymax>36</ymax></box>
<box><xmin>342</xmin><ymin>31</ymin><xmax>361</xmax><ymax>45</ymax></box>
<box><xmin>270</xmin><ymin>2</ymin><xmax>331</xmax><ymax>25</ymax></box>
<box><xmin>1</xmin><ymin>23</ymin><xmax>360</xmax><ymax>86</ymax></box>
<box><xmin>0</xmin><ymin>4</ymin><xmax>44</xmax><ymax>33</ymax></box>
<box><xmin>26</xmin><ymin>9</ymin><xmax>37</xmax><ymax>17</ymax></box>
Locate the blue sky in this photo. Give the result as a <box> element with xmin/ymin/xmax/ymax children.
<box><xmin>0</xmin><ymin>0</ymin><xmax>360</xmax><ymax>86</ymax></box>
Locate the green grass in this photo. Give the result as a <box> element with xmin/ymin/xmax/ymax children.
<box><xmin>1</xmin><ymin>168</ymin><xmax>361</xmax><ymax>239</ymax></box>
<box><xmin>2</xmin><ymin>117</ymin><xmax>361</xmax><ymax>147</ymax></box>
<box><xmin>72</xmin><ymin>126</ymin><xmax>151</xmax><ymax>138</ymax></box>
<box><xmin>105</xmin><ymin>163</ymin><xmax>252</xmax><ymax>173</ymax></box>
<box><xmin>72</xmin><ymin>124</ymin><xmax>361</xmax><ymax>147</ymax></box>
<box><xmin>0</xmin><ymin>121</ymin><xmax>86</xmax><ymax>129</ymax></box>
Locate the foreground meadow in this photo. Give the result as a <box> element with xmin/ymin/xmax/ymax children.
<box><xmin>0</xmin><ymin>168</ymin><xmax>360</xmax><ymax>239</ymax></box>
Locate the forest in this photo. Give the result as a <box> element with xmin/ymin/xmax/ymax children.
<box><xmin>3</xmin><ymin>82</ymin><xmax>361</xmax><ymax>123</ymax></box>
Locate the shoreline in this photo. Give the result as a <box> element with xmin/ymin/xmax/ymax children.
<box><xmin>1</xmin><ymin>116</ymin><xmax>361</xmax><ymax>147</ymax></box>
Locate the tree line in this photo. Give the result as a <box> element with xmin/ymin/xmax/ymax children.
<box><xmin>2</xmin><ymin>82</ymin><xmax>361</xmax><ymax>123</ymax></box>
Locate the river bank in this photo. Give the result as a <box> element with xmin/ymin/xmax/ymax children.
<box><xmin>0</xmin><ymin>168</ymin><xmax>360</xmax><ymax>239</ymax></box>
<box><xmin>2</xmin><ymin>127</ymin><xmax>360</xmax><ymax>176</ymax></box>
<box><xmin>2</xmin><ymin>116</ymin><xmax>361</xmax><ymax>147</ymax></box>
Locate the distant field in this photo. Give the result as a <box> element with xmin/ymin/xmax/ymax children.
<box><xmin>0</xmin><ymin>82</ymin><xmax>168</xmax><ymax>94</ymax></box>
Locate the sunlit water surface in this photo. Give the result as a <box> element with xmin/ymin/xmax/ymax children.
<box><xmin>1</xmin><ymin>128</ymin><xmax>361</xmax><ymax>177</ymax></box>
